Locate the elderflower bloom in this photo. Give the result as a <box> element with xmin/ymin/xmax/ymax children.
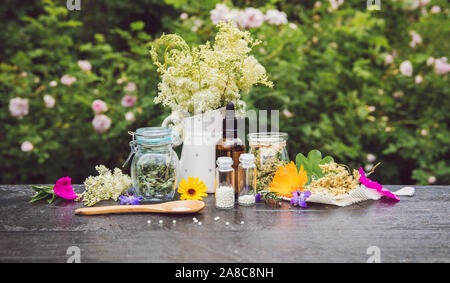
<box><xmin>150</xmin><ymin>22</ymin><xmax>273</xmax><ymax>114</ymax></box>
<box><xmin>79</xmin><ymin>165</ymin><xmax>131</xmax><ymax>206</ymax></box>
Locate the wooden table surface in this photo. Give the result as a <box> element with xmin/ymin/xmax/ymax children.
<box><xmin>0</xmin><ymin>185</ymin><xmax>448</xmax><ymax>263</ymax></box>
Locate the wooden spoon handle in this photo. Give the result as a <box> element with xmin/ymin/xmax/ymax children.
<box><xmin>74</xmin><ymin>205</ymin><xmax>163</xmax><ymax>215</ymax></box>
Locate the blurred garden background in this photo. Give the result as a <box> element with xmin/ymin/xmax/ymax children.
<box><xmin>1</xmin><ymin>0</ymin><xmax>449</xmax><ymax>185</ymax></box>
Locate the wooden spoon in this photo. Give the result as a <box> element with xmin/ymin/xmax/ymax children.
<box><xmin>74</xmin><ymin>200</ymin><xmax>205</xmax><ymax>216</ymax></box>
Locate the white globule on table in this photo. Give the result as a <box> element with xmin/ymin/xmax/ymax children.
<box><xmin>215</xmin><ymin>186</ymin><xmax>235</xmax><ymax>208</ymax></box>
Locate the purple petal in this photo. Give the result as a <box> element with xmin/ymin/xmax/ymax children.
<box><xmin>299</xmin><ymin>198</ymin><xmax>308</xmax><ymax>208</ymax></box>
<box><xmin>303</xmin><ymin>191</ymin><xmax>311</xmax><ymax>198</ymax></box>
<box><xmin>255</xmin><ymin>193</ymin><xmax>261</xmax><ymax>203</ymax></box>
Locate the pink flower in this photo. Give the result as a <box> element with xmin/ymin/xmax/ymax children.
<box><xmin>9</xmin><ymin>97</ymin><xmax>29</xmax><ymax>119</ymax></box>
<box><xmin>265</xmin><ymin>9</ymin><xmax>288</xmax><ymax>25</ymax></box>
<box><xmin>49</xmin><ymin>80</ymin><xmax>58</xmax><ymax>87</ymax></box>
<box><xmin>43</xmin><ymin>95</ymin><xmax>55</xmax><ymax>108</ymax></box>
<box><xmin>367</xmin><ymin>154</ymin><xmax>376</xmax><ymax>163</ymax></box>
<box><xmin>53</xmin><ymin>177</ymin><xmax>77</xmax><ymax>200</ymax></box>
<box><xmin>125</xmin><ymin>82</ymin><xmax>137</xmax><ymax>92</ymax></box>
<box><xmin>428</xmin><ymin>176</ymin><xmax>436</xmax><ymax>184</ymax></box>
<box><xmin>426</xmin><ymin>57</ymin><xmax>435</xmax><ymax>66</ymax></box>
<box><xmin>329</xmin><ymin>0</ymin><xmax>344</xmax><ymax>10</ymax></box>
<box><xmin>314</xmin><ymin>1</ymin><xmax>322</xmax><ymax>8</ymax></box>
<box><xmin>77</xmin><ymin>60</ymin><xmax>92</xmax><ymax>72</ymax></box>
<box><xmin>359</xmin><ymin>168</ymin><xmax>400</xmax><ymax>201</ymax></box>
<box><xmin>415</xmin><ymin>75</ymin><xmax>423</xmax><ymax>84</ymax></box>
<box><xmin>61</xmin><ymin>74</ymin><xmax>76</xmax><ymax>86</ymax></box>
<box><xmin>125</xmin><ymin>111</ymin><xmax>135</xmax><ymax>122</ymax></box>
<box><xmin>420</xmin><ymin>129</ymin><xmax>428</xmax><ymax>136</ymax></box>
<box><xmin>409</xmin><ymin>31</ymin><xmax>422</xmax><ymax>48</ymax></box>
<box><xmin>399</xmin><ymin>60</ymin><xmax>413</xmax><ymax>76</ymax></box>
<box><xmin>121</xmin><ymin>95</ymin><xmax>137</xmax><ymax>107</ymax></box>
<box><xmin>430</xmin><ymin>5</ymin><xmax>441</xmax><ymax>14</ymax></box>
<box><xmin>434</xmin><ymin>58</ymin><xmax>450</xmax><ymax>75</ymax></box>
<box><xmin>180</xmin><ymin>12</ymin><xmax>188</xmax><ymax>20</ymax></box>
<box><xmin>92</xmin><ymin>114</ymin><xmax>111</xmax><ymax>134</ymax></box>
<box><xmin>385</xmin><ymin>54</ymin><xmax>394</xmax><ymax>65</ymax></box>
<box><xmin>210</xmin><ymin>4</ymin><xmax>230</xmax><ymax>24</ymax></box>
<box><xmin>21</xmin><ymin>141</ymin><xmax>34</xmax><ymax>152</ymax></box>
<box><xmin>238</xmin><ymin>8</ymin><xmax>264</xmax><ymax>28</ymax></box>
<box><xmin>91</xmin><ymin>99</ymin><xmax>108</xmax><ymax>114</ymax></box>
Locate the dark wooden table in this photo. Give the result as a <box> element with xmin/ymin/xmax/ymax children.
<box><xmin>0</xmin><ymin>185</ymin><xmax>448</xmax><ymax>262</ymax></box>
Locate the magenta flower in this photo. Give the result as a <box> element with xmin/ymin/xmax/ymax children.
<box><xmin>255</xmin><ymin>193</ymin><xmax>261</xmax><ymax>203</ymax></box>
<box><xmin>359</xmin><ymin>168</ymin><xmax>399</xmax><ymax>201</ymax></box>
<box><xmin>119</xmin><ymin>194</ymin><xmax>142</xmax><ymax>205</ymax></box>
<box><xmin>53</xmin><ymin>177</ymin><xmax>78</xmax><ymax>200</ymax></box>
<box><xmin>290</xmin><ymin>190</ymin><xmax>311</xmax><ymax>208</ymax></box>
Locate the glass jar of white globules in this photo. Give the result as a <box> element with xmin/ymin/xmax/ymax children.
<box><xmin>215</xmin><ymin>157</ymin><xmax>235</xmax><ymax>209</ymax></box>
<box><xmin>238</xmin><ymin>153</ymin><xmax>257</xmax><ymax>206</ymax></box>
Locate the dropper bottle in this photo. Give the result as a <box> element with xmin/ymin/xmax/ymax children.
<box><xmin>215</xmin><ymin>102</ymin><xmax>245</xmax><ymax>195</ymax></box>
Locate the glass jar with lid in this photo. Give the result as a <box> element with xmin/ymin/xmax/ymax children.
<box><xmin>238</xmin><ymin>153</ymin><xmax>257</xmax><ymax>206</ymax></box>
<box><xmin>125</xmin><ymin>127</ymin><xmax>179</xmax><ymax>202</ymax></box>
<box><xmin>248</xmin><ymin>132</ymin><xmax>289</xmax><ymax>192</ymax></box>
<box><xmin>215</xmin><ymin>157</ymin><xmax>235</xmax><ymax>209</ymax></box>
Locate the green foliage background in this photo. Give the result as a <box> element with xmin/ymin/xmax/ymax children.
<box><xmin>1</xmin><ymin>0</ymin><xmax>449</xmax><ymax>185</ymax></box>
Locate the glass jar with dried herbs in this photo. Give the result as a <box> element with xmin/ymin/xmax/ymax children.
<box><xmin>248</xmin><ymin>132</ymin><xmax>289</xmax><ymax>192</ymax></box>
<box><xmin>125</xmin><ymin>127</ymin><xmax>179</xmax><ymax>202</ymax></box>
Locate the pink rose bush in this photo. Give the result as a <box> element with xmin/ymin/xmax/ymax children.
<box><xmin>121</xmin><ymin>95</ymin><xmax>137</xmax><ymax>107</ymax></box>
<box><xmin>92</xmin><ymin>114</ymin><xmax>111</xmax><ymax>134</ymax></box>
<box><xmin>77</xmin><ymin>60</ymin><xmax>92</xmax><ymax>72</ymax></box>
<box><xmin>399</xmin><ymin>60</ymin><xmax>413</xmax><ymax>76</ymax></box>
<box><xmin>434</xmin><ymin>58</ymin><xmax>450</xmax><ymax>75</ymax></box>
<box><xmin>124</xmin><ymin>82</ymin><xmax>137</xmax><ymax>92</ymax></box>
<box><xmin>61</xmin><ymin>74</ymin><xmax>76</xmax><ymax>86</ymax></box>
<box><xmin>9</xmin><ymin>97</ymin><xmax>29</xmax><ymax>119</ymax></box>
<box><xmin>265</xmin><ymin>9</ymin><xmax>288</xmax><ymax>25</ymax></box>
<box><xmin>210</xmin><ymin>4</ymin><xmax>289</xmax><ymax>29</ymax></box>
<box><xmin>91</xmin><ymin>99</ymin><xmax>108</xmax><ymax>114</ymax></box>
<box><xmin>21</xmin><ymin>141</ymin><xmax>34</xmax><ymax>152</ymax></box>
<box><xmin>43</xmin><ymin>95</ymin><xmax>55</xmax><ymax>108</ymax></box>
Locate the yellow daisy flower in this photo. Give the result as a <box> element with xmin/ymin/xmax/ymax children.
<box><xmin>178</xmin><ymin>177</ymin><xmax>208</xmax><ymax>200</ymax></box>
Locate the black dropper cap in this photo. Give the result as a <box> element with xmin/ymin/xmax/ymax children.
<box><xmin>223</xmin><ymin>102</ymin><xmax>237</xmax><ymax>138</ymax></box>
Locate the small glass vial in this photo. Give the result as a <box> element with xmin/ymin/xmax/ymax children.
<box><xmin>215</xmin><ymin>157</ymin><xmax>235</xmax><ymax>209</ymax></box>
<box><xmin>238</xmin><ymin>154</ymin><xmax>257</xmax><ymax>206</ymax></box>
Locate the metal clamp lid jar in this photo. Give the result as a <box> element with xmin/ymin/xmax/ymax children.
<box><xmin>124</xmin><ymin>127</ymin><xmax>179</xmax><ymax>202</ymax></box>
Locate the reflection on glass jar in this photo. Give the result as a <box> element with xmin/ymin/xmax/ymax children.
<box><xmin>248</xmin><ymin>132</ymin><xmax>289</xmax><ymax>192</ymax></box>
<box><xmin>128</xmin><ymin>127</ymin><xmax>179</xmax><ymax>202</ymax></box>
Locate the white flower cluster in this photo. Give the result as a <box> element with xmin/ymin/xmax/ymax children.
<box><xmin>150</xmin><ymin>22</ymin><xmax>273</xmax><ymax>114</ymax></box>
<box><xmin>78</xmin><ymin>165</ymin><xmax>132</xmax><ymax>206</ymax></box>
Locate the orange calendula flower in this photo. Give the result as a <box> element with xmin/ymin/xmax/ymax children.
<box><xmin>178</xmin><ymin>177</ymin><xmax>208</xmax><ymax>200</ymax></box>
<box><xmin>269</xmin><ymin>161</ymin><xmax>308</xmax><ymax>197</ymax></box>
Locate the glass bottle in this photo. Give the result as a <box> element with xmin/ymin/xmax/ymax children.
<box><xmin>238</xmin><ymin>153</ymin><xmax>257</xmax><ymax>206</ymax></box>
<box><xmin>248</xmin><ymin>132</ymin><xmax>289</xmax><ymax>192</ymax></box>
<box><xmin>215</xmin><ymin>102</ymin><xmax>245</xmax><ymax>194</ymax></box>
<box><xmin>215</xmin><ymin>157</ymin><xmax>235</xmax><ymax>209</ymax></box>
<box><xmin>126</xmin><ymin>127</ymin><xmax>179</xmax><ymax>202</ymax></box>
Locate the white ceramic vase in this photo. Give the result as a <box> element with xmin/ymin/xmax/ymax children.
<box><xmin>162</xmin><ymin>108</ymin><xmax>225</xmax><ymax>193</ymax></box>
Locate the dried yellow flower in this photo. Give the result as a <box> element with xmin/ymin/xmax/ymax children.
<box><xmin>307</xmin><ymin>162</ymin><xmax>360</xmax><ymax>197</ymax></box>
